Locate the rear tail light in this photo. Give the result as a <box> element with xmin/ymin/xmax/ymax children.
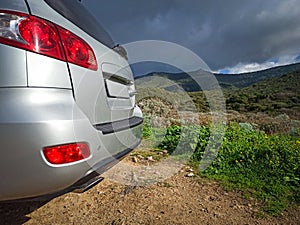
<box><xmin>17</xmin><ymin>15</ymin><xmax>65</xmax><ymax>60</ymax></box>
<box><xmin>43</xmin><ymin>142</ymin><xmax>91</xmax><ymax>165</ymax></box>
<box><xmin>58</xmin><ymin>27</ymin><xmax>98</xmax><ymax>71</ymax></box>
<box><xmin>0</xmin><ymin>10</ymin><xmax>98</xmax><ymax>70</ymax></box>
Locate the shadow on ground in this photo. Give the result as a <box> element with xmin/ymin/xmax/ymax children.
<box><xmin>0</xmin><ymin>200</ymin><xmax>49</xmax><ymax>225</ymax></box>
<box><xmin>0</xmin><ymin>191</ymin><xmax>67</xmax><ymax>225</ymax></box>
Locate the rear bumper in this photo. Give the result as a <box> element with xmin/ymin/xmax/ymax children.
<box><xmin>0</xmin><ymin>88</ymin><xmax>142</xmax><ymax>201</ymax></box>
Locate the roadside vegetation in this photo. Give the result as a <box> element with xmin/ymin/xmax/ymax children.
<box><xmin>137</xmin><ymin>68</ymin><xmax>300</xmax><ymax>216</ymax></box>
<box><xmin>142</xmin><ymin>120</ymin><xmax>300</xmax><ymax>215</ymax></box>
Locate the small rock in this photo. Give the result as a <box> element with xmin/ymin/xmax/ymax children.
<box><xmin>213</xmin><ymin>212</ymin><xmax>225</xmax><ymax>218</ymax></box>
<box><xmin>131</xmin><ymin>173</ymin><xmax>139</xmax><ymax>183</ymax></box>
<box><xmin>146</xmin><ymin>156</ymin><xmax>155</xmax><ymax>161</ymax></box>
<box><xmin>132</xmin><ymin>156</ymin><xmax>138</xmax><ymax>163</ymax></box>
<box><xmin>238</xmin><ymin>205</ymin><xmax>244</xmax><ymax>209</ymax></box>
<box><xmin>186</xmin><ymin>172</ymin><xmax>195</xmax><ymax>177</ymax></box>
<box><xmin>209</xmin><ymin>196</ymin><xmax>216</xmax><ymax>201</ymax></box>
<box><xmin>201</xmin><ymin>208</ymin><xmax>208</xmax><ymax>213</ymax></box>
<box><xmin>162</xmin><ymin>150</ymin><xmax>168</xmax><ymax>155</ymax></box>
<box><xmin>117</xmin><ymin>209</ymin><xmax>123</xmax><ymax>214</ymax></box>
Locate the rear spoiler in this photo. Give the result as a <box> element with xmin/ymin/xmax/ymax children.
<box><xmin>113</xmin><ymin>44</ymin><xmax>128</xmax><ymax>60</ymax></box>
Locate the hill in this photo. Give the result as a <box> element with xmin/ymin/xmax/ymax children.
<box><xmin>224</xmin><ymin>70</ymin><xmax>300</xmax><ymax>118</ymax></box>
<box><xmin>135</xmin><ymin>63</ymin><xmax>300</xmax><ymax>91</ymax></box>
<box><xmin>215</xmin><ymin>62</ymin><xmax>300</xmax><ymax>88</ymax></box>
<box><xmin>136</xmin><ymin>63</ymin><xmax>300</xmax><ymax>120</ymax></box>
<box><xmin>188</xmin><ymin>69</ymin><xmax>300</xmax><ymax>119</ymax></box>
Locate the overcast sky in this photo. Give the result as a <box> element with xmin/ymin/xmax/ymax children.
<box><xmin>83</xmin><ymin>0</ymin><xmax>300</xmax><ymax>74</ymax></box>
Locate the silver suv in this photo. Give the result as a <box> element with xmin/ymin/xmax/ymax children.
<box><xmin>0</xmin><ymin>0</ymin><xmax>143</xmax><ymax>201</ymax></box>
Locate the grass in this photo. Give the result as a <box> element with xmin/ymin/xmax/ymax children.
<box><xmin>201</xmin><ymin>123</ymin><xmax>300</xmax><ymax>214</ymax></box>
<box><xmin>142</xmin><ymin>120</ymin><xmax>300</xmax><ymax>215</ymax></box>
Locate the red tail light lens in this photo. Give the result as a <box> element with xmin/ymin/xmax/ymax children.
<box><xmin>43</xmin><ymin>142</ymin><xmax>91</xmax><ymax>165</ymax></box>
<box><xmin>58</xmin><ymin>27</ymin><xmax>98</xmax><ymax>71</ymax></box>
<box><xmin>0</xmin><ymin>10</ymin><xmax>98</xmax><ymax>71</ymax></box>
<box><xmin>18</xmin><ymin>16</ymin><xmax>65</xmax><ymax>61</ymax></box>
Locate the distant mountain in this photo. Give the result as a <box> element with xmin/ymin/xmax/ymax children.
<box><xmin>223</xmin><ymin>69</ymin><xmax>300</xmax><ymax>119</ymax></box>
<box><xmin>215</xmin><ymin>63</ymin><xmax>300</xmax><ymax>88</ymax></box>
<box><xmin>135</xmin><ymin>63</ymin><xmax>300</xmax><ymax>91</ymax></box>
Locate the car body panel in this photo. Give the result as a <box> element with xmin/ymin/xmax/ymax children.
<box><xmin>0</xmin><ymin>0</ymin><xmax>29</xmax><ymax>13</ymax></box>
<box><xmin>27</xmin><ymin>52</ymin><xmax>72</xmax><ymax>89</ymax></box>
<box><xmin>0</xmin><ymin>44</ymin><xmax>27</xmax><ymax>87</ymax></box>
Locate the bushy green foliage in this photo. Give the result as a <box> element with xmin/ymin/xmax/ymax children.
<box><xmin>156</xmin><ymin>123</ymin><xmax>300</xmax><ymax>215</ymax></box>
<box><xmin>158</xmin><ymin>125</ymin><xmax>210</xmax><ymax>158</ymax></box>
<box><xmin>203</xmin><ymin>123</ymin><xmax>300</xmax><ymax>214</ymax></box>
<box><xmin>157</xmin><ymin>125</ymin><xmax>182</xmax><ymax>151</ymax></box>
<box><xmin>142</xmin><ymin>115</ymin><xmax>152</xmax><ymax>138</ymax></box>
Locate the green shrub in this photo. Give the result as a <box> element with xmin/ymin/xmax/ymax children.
<box><xmin>158</xmin><ymin>125</ymin><xmax>210</xmax><ymax>157</ymax></box>
<box><xmin>156</xmin><ymin>122</ymin><xmax>300</xmax><ymax>215</ymax></box>
<box><xmin>142</xmin><ymin>115</ymin><xmax>152</xmax><ymax>138</ymax></box>
<box><xmin>202</xmin><ymin>123</ymin><xmax>300</xmax><ymax>214</ymax></box>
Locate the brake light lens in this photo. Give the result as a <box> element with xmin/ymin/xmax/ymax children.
<box><xmin>58</xmin><ymin>27</ymin><xmax>98</xmax><ymax>71</ymax></box>
<box><xmin>43</xmin><ymin>142</ymin><xmax>91</xmax><ymax>165</ymax></box>
<box><xmin>0</xmin><ymin>10</ymin><xmax>98</xmax><ymax>71</ymax></box>
<box><xmin>18</xmin><ymin>16</ymin><xmax>65</xmax><ymax>60</ymax></box>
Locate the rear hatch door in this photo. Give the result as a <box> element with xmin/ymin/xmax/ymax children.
<box><xmin>26</xmin><ymin>0</ymin><xmax>137</xmax><ymax>125</ymax></box>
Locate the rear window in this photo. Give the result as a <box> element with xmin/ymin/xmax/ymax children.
<box><xmin>43</xmin><ymin>0</ymin><xmax>115</xmax><ymax>48</ymax></box>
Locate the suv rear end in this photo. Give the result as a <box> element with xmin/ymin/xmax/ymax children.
<box><xmin>0</xmin><ymin>0</ymin><xmax>142</xmax><ymax>201</ymax></box>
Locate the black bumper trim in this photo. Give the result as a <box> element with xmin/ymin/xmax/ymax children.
<box><xmin>94</xmin><ymin>116</ymin><xmax>143</xmax><ymax>135</ymax></box>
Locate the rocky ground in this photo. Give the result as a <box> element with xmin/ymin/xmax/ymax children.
<box><xmin>0</xmin><ymin>150</ymin><xmax>299</xmax><ymax>225</ymax></box>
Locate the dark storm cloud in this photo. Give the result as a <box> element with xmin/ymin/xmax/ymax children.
<box><xmin>83</xmin><ymin>0</ymin><xmax>300</xmax><ymax>72</ymax></box>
